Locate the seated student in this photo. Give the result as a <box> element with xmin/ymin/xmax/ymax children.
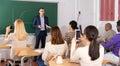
<box><xmin>5</xmin><ymin>19</ymin><xmax>28</xmax><ymax>59</ymax></box>
<box><xmin>42</xmin><ymin>26</ymin><xmax>68</xmax><ymax>65</ymax></box>
<box><xmin>64</xmin><ymin>20</ymin><xmax>78</xmax><ymax>45</ymax></box>
<box><xmin>64</xmin><ymin>20</ymin><xmax>78</xmax><ymax>57</ymax></box>
<box><xmin>102</xmin><ymin>23</ymin><xmax>116</xmax><ymax>43</ymax></box>
<box><xmin>99</xmin><ymin>23</ymin><xmax>116</xmax><ymax>52</ymax></box>
<box><xmin>71</xmin><ymin>25</ymin><xmax>104</xmax><ymax>66</ymax></box>
<box><xmin>102</xmin><ymin>20</ymin><xmax>120</xmax><ymax>64</ymax></box>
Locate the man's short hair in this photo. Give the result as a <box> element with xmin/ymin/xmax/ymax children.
<box><xmin>117</xmin><ymin>20</ymin><xmax>120</xmax><ymax>26</ymax></box>
<box><xmin>39</xmin><ymin>7</ymin><xmax>44</xmax><ymax>10</ymax></box>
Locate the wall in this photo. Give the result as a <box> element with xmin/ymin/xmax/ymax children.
<box><xmin>18</xmin><ymin>0</ymin><xmax>118</xmax><ymax>36</ymax></box>
<box><xmin>95</xmin><ymin>0</ymin><xmax>118</xmax><ymax>36</ymax></box>
<box><xmin>76</xmin><ymin>0</ymin><xmax>95</xmax><ymax>31</ymax></box>
<box><xmin>77</xmin><ymin>0</ymin><xmax>119</xmax><ymax>36</ymax></box>
<box><xmin>18</xmin><ymin>0</ymin><xmax>76</xmax><ymax>36</ymax></box>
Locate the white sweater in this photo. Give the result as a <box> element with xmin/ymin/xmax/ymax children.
<box><xmin>42</xmin><ymin>41</ymin><xmax>68</xmax><ymax>64</ymax></box>
<box><xmin>70</xmin><ymin>38</ymin><xmax>104</xmax><ymax>66</ymax></box>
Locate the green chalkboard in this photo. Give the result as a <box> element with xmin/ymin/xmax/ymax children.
<box><xmin>0</xmin><ymin>0</ymin><xmax>57</xmax><ymax>34</ymax></box>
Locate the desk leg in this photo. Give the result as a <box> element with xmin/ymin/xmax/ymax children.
<box><xmin>21</xmin><ymin>56</ymin><xmax>25</xmax><ymax>66</ymax></box>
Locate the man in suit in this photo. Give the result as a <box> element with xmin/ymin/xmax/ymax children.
<box><xmin>33</xmin><ymin>7</ymin><xmax>49</xmax><ymax>49</ymax></box>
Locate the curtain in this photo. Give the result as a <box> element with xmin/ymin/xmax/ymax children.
<box><xmin>100</xmin><ymin>0</ymin><xmax>115</xmax><ymax>21</ymax></box>
<box><xmin>118</xmin><ymin>0</ymin><xmax>120</xmax><ymax>20</ymax></box>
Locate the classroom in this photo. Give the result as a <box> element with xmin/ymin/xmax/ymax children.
<box><xmin>0</xmin><ymin>0</ymin><xmax>120</xmax><ymax>66</ymax></box>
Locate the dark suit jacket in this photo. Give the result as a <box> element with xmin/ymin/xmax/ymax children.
<box><xmin>33</xmin><ymin>15</ymin><xmax>49</xmax><ymax>36</ymax></box>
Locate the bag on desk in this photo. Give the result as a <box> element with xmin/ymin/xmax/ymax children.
<box><xmin>37</xmin><ymin>58</ymin><xmax>46</xmax><ymax>66</ymax></box>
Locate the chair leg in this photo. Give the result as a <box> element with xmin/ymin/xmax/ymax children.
<box><xmin>0</xmin><ymin>53</ymin><xmax>1</xmax><ymax>63</ymax></box>
<box><xmin>21</xmin><ymin>56</ymin><xmax>26</xmax><ymax>66</ymax></box>
<box><xmin>8</xmin><ymin>60</ymin><xmax>14</xmax><ymax>66</ymax></box>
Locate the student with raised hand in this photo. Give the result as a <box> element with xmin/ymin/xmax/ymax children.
<box><xmin>71</xmin><ymin>25</ymin><xmax>104</xmax><ymax>66</ymax></box>
<box><xmin>102</xmin><ymin>20</ymin><xmax>120</xmax><ymax>64</ymax></box>
<box><xmin>5</xmin><ymin>19</ymin><xmax>28</xmax><ymax>59</ymax></box>
<box><xmin>42</xmin><ymin>26</ymin><xmax>68</xmax><ymax>65</ymax></box>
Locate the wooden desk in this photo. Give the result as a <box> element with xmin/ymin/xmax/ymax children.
<box><xmin>0</xmin><ymin>44</ymin><xmax>33</xmax><ymax>49</ymax></box>
<box><xmin>0</xmin><ymin>44</ymin><xmax>42</xmax><ymax>66</ymax></box>
<box><xmin>16</xmin><ymin>48</ymin><xmax>43</xmax><ymax>66</ymax></box>
<box><xmin>49</xmin><ymin>59</ymin><xmax>80</xmax><ymax>66</ymax></box>
<box><xmin>17</xmin><ymin>48</ymin><xmax>42</xmax><ymax>57</ymax></box>
<box><xmin>0</xmin><ymin>44</ymin><xmax>11</xmax><ymax>49</ymax></box>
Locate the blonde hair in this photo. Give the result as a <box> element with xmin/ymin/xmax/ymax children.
<box><xmin>13</xmin><ymin>19</ymin><xmax>28</xmax><ymax>41</ymax></box>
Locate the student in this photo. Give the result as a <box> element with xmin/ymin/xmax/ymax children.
<box><xmin>102</xmin><ymin>20</ymin><xmax>120</xmax><ymax>64</ymax></box>
<box><xmin>101</xmin><ymin>23</ymin><xmax>116</xmax><ymax>52</ymax></box>
<box><xmin>71</xmin><ymin>25</ymin><xmax>104</xmax><ymax>66</ymax></box>
<box><xmin>42</xmin><ymin>26</ymin><xmax>68</xmax><ymax>65</ymax></box>
<box><xmin>64</xmin><ymin>20</ymin><xmax>78</xmax><ymax>58</ymax></box>
<box><xmin>5</xmin><ymin>19</ymin><xmax>28</xmax><ymax>59</ymax></box>
<box><xmin>103</xmin><ymin>23</ymin><xmax>116</xmax><ymax>43</ymax></box>
<box><xmin>64</xmin><ymin>20</ymin><xmax>78</xmax><ymax>45</ymax></box>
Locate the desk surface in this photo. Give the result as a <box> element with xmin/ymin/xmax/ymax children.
<box><xmin>0</xmin><ymin>44</ymin><xmax>42</xmax><ymax>57</ymax></box>
<box><xmin>49</xmin><ymin>59</ymin><xmax>80</xmax><ymax>66</ymax></box>
<box><xmin>17</xmin><ymin>48</ymin><xmax>42</xmax><ymax>57</ymax></box>
<box><xmin>0</xmin><ymin>44</ymin><xmax>11</xmax><ymax>48</ymax></box>
<box><xmin>0</xmin><ymin>44</ymin><xmax>33</xmax><ymax>49</ymax></box>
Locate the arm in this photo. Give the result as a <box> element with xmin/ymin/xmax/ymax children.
<box><xmin>5</xmin><ymin>26</ymin><xmax>13</xmax><ymax>43</ymax></box>
<box><xmin>5</xmin><ymin>26</ymin><xmax>11</xmax><ymax>39</ymax></box>
<box><xmin>103</xmin><ymin>32</ymin><xmax>109</xmax><ymax>41</ymax></box>
<box><xmin>45</xmin><ymin>17</ymin><xmax>51</xmax><ymax>29</ymax></box>
<box><xmin>64</xmin><ymin>42</ymin><xmax>69</xmax><ymax>58</ymax></box>
<box><xmin>64</xmin><ymin>32</ymin><xmax>68</xmax><ymax>41</ymax></box>
<box><xmin>42</xmin><ymin>43</ymin><xmax>49</xmax><ymax>62</ymax></box>
<box><xmin>102</xmin><ymin>34</ymin><xmax>118</xmax><ymax>49</ymax></box>
<box><xmin>33</xmin><ymin>17</ymin><xmax>38</xmax><ymax>28</ymax></box>
<box><xmin>70</xmin><ymin>38</ymin><xmax>80</xmax><ymax>62</ymax></box>
<box><xmin>46</xmin><ymin>17</ymin><xmax>49</xmax><ymax>26</ymax></box>
<box><xmin>42</xmin><ymin>43</ymin><xmax>56</xmax><ymax>64</ymax></box>
<box><xmin>64</xmin><ymin>32</ymin><xmax>71</xmax><ymax>44</ymax></box>
<box><xmin>71</xmin><ymin>48</ymin><xmax>80</xmax><ymax>61</ymax></box>
<box><xmin>5</xmin><ymin>34</ymin><xmax>12</xmax><ymax>44</ymax></box>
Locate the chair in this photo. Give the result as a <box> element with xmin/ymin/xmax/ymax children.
<box><xmin>102</xmin><ymin>49</ymin><xmax>120</xmax><ymax>66</ymax></box>
<box><xmin>0</xmin><ymin>53</ymin><xmax>1</xmax><ymax>62</ymax></box>
<box><xmin>6</xmin><ymin>44</ymin><xmax>34</xmax><ymax>66</ymax></box>
<box><xmin>6</xmin><ymin>48</ymin><xmax>29</xmax><ymax>66</ymax></box>
<box><xmin>0</xmin><ymin>49</ymin><xmax>7</xmax><ymax>62</ymax></box>
<box><xmin>6</xmin><ymin>43</ymin><xmax>28</xmax><ymax>66</ymax></box>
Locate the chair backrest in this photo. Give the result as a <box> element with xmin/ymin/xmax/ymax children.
<box><xmin>102</xmin><ymin>60</ymin><xmax>112</xmax><ymax>64</ymax></box>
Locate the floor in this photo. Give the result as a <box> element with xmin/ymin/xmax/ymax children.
<box><xmin>0</xmin><ymin>61</ymin><xmax>38</xmax><ymax>66</ymax></box>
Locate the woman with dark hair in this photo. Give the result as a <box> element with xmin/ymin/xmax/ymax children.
<box><xmin>64</xmin><ymin>20</ymin><xmax>78</xmax><ymax>45</ymax></box>
<box><xmin>64</xmin><ymin>20</ymin><xmax>78</xmax><ymax>58</ymax></box>
<box><xmin>42</xmin><ymin>26</ymin><xmax>68</xmax><ymax>65</ymax></box>
<box><xmin>71</xmin><ymin>25</ymin><xmax>104</xmax><ymax>66</ymax></box>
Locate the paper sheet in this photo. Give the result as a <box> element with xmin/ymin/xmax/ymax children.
<box><xmin>6</xmin><ymin>44</ymin><xmax>12</xmax><ymax>46</ymax></box>
<box><xmin>34</xmin><ymin>49</ymin><xmax>44</xmax><ymax>53</ymax></box>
